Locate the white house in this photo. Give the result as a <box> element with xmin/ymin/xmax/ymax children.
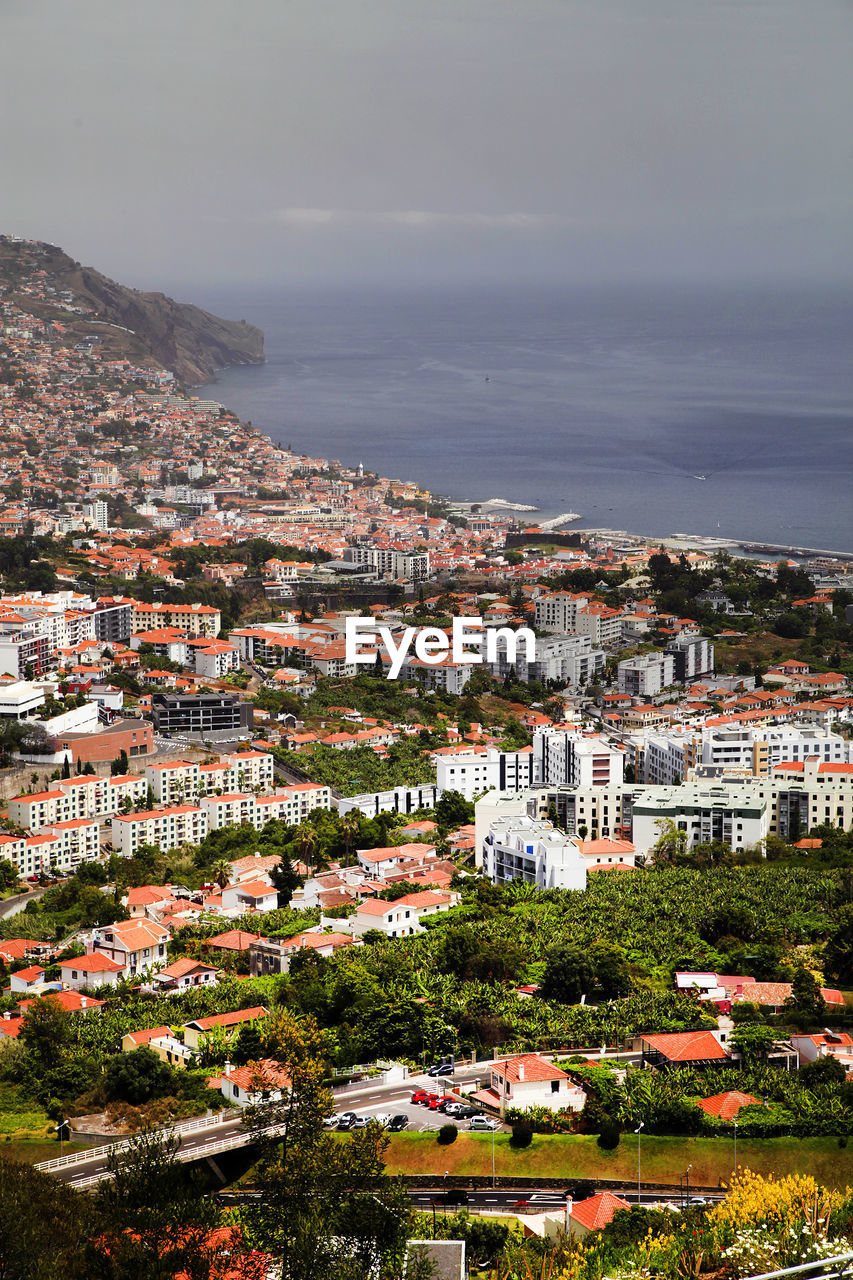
<box><xmin>152</xmin><ymin>956</ymin><xmax>219</xmax><ymax>993</ymax></box>
<box><xmin>471</xmin><ymin>1053</ymin><xmax>584</xmax><ymax>1114</ymax></box>
<box><xmin>90</xmin><ymin>919</ymin><xmax>169</xmax><ymax>977</ymax></box>
<box><xmin>220</xmin><ymin>1058</ymin><xmax>291</xmax><ymax>1108</ymax></box>
<box><xmin>220</xmin><ymin>881</ymin><xmax>279</xmax><ymax>914</ymax></box>
<box><xmin>349</xmin><ymin>889</ymin><xmax>456</xmax><ymax>939</ymax></box>
<box><xmin>61</xmin><ymin>952</ymin><xmax>126</xmax><ymax>989</ymax></box>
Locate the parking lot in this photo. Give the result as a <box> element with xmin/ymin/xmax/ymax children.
<box><xmin>330</xmin><ymin>1090</ymin><xmax>508</xmax><ymax>1135</ymax></box>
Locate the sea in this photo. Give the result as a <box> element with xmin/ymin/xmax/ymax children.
<box><xmin>193</xmin><ymin>281</ymin><xmax>853</xmax><ymax>553</ymax></box>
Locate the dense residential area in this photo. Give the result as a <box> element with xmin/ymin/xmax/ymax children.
<box><xmin>1</xmin><ymin>236</ymin><xmax>853</xmax><ymax>1279</ymax></box>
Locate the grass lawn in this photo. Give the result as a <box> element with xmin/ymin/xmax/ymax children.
<box><xmin>0</xmin><ymin>1139</ymin><xmax>86</xmax><ymax>1164</ymax></box>
<box><xmin>384</xmin><ymin>1133</ymin><xmax>853</xmax><ymax>1190</ymax></box>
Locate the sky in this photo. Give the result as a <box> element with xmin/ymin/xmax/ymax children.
<box><xmin>1</xmin><ymin>0</ymin><xmax>851</xmax><ymax>291</ymax></box>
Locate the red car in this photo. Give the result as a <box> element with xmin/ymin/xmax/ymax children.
<box><xmin>411</xmin><ymin>1090</ymin><xmax>430</xmax><ymax>1105</ymax></box>
<box><xmin>426</xmin><ymin>1094</ymin><xmax>442</xmax><ymax>1109</ymax></box>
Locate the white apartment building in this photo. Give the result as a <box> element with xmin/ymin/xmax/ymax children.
<box><xmin>145</xmin><ymin>760</ymin><xmax>202</xmax><ymax>805</ymax></box>
<box><xmin>532</xmin><ymin>728</ymin><xmax>625</xmax><ymax>788</ymax></box>
<box><xmin>8</xmin><ymin>789</ymin><xmax>70</xmax><ymax>830</ymax></box>
<box><xmin>574</xmin><ymin>604</ymin><xmax>624</xmax><ymax>646</ymax></box>
<box><xmin>618</xmin><ymin>651</ymin><xmax>676</xmax><ymax>697</ymax></box>
<box><xmin>533</xmin><ymin>592</ymin><xmax>592</xmax><ymax>633</ymax></box>
<box><xmin>397</xmin><ymin>657</ymin><xmax>476</xmax><ymax>695</ymax></box>
<box><xmin>42</xmin><ymin>818</ymin><xmax>100</xmax><ymax>871</ymax></box>
<box><xmin>636</xmin><ymin>724</ymin><xmax>853</xmax><ymax>787</ymax></box>
<box><xmin>631</xmin><ymin>781</ymin><xmax>769</xmax><ymax>855</ymax></box>
<box><xmin>192</xmin><ymin>641</ymin><xmax>241</xmax><ymax>680</ymax></box>
<box><xmin>110</xmin><ymin>804</ymin><xmax>208</xmax><ymax>856</ymax></box>
<box><xmin>55</xmin><ymin>773</ymin><xmax>147</xmax><ymax>821</ymax></box>
<box><xmin>130</xmin><ymin>601</ymin><xmax>221</xmax><ymax>637</ymax></box>
<box><xmin>485</xmin><ymin>632</ymin><xmax>605</xmax><ymax>688</ymax></box>
<box><xmin>482</xmin><ymin>814</ymin><xmax>587</xmax><ymax>891</ymax></box>
<box><xmin>0</xmin><ymin>680</ymin><xmax>45</xmax><ymax>719</ymax></box>
<box><xmin>435</xmin><ymin>747</ymin><xmax>535</xmax><ymax>801</ymax></box>
<box><xmin>343</xmin><ymin>546</ymin><xmax>430</xmax><ymax>581</ymax></box>
<box><xmin>222</xmin><ymin>750</ymin><xmax>275</xmax><ymax>791</ymax></box>
<box><xmin>474</xmin><ymin>787</ymin><xmax>635</xmax><ymax>866</ymax></box>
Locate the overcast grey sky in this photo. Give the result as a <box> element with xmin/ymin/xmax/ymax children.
<box><xmin>1</xmin><ymin>0</ymin><xmax>851</xmax><ymax>290</ymax></box>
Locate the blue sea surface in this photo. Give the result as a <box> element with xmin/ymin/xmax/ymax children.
<box><xmin>193</xmin><ymin>283</ymin><xmax>853</xmax><ymax>551</ymax></box>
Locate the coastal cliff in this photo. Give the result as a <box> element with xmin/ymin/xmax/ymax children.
<box><xmin>0</xmin><ymin>236</ymin><xmax>264</xmax><ymax>385</ymax></box>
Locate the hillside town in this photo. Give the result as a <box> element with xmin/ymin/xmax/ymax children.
<box><xmin>2</xmin><ymin>235</ymin><xmax>853</xmax><ymax>1278</ymax></box>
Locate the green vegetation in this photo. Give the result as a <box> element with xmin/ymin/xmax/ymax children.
<box><xmin>382</xmin><ymin>1131</ymin><xmax>853</xmax><ymax>1188</ymax></box>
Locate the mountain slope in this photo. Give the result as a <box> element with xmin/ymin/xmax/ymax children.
<box><xmin>0</xmin><ymin>236</ymin><xmax>264</xmax><ymax>384</ymax></box>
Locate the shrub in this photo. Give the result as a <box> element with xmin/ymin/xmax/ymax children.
<box><xmin>597</xmin><ymin>1116</ymin><xmax>621</xmax><ymax>1150</ymax></box>
<box><xmin>437</xmin><ymin>1124</ymin><xmax>458</xmax><ymax>1146</ymax></box>
<box><xmin>509</xmin><ymin>1124</ymin><xmax>533</xmax><ymax>1148</ymax></box>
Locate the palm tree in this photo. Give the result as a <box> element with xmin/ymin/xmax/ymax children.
<box><xmin>340</xmin><ymin>810</ymin><xmax>361</xmax><ymax>866</ymax></box>
<box><xmin>294</xmin><ymin>823</ymin><xmax>318</xmax><ymax>877</ymax></box>
<box><xmin>210</xmin><ymin>859</ymin><xmax>231</xmax><ymax>889</ymax></box>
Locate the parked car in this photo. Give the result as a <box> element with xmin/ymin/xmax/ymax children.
<box><xmin>426</xmin><ymin>1095</ymin><xmax>443</xmax><ymax>1110</ymax></box>
<box><xmin>442</xmin><ymin>1102</ymin><xmax>464</xmax><ymax>1117</ymax></box>
<box><xmin>337</xmin><ymin>1112</ymin><xmax>357</xmax><ymax>1130</ymax></box>
<box><xmin>469</xmin><ymin>1116</ymin><xmax>500</xmax><ymax>1131</ymax></box>
<box><xmin>388</xmin><ymin>1115</ymin><xmax>409</xmax><ymax>1132</ymax></box>
<box><xmin>351</xmin><ymin>1116</ymin><xmax>371</xmax><ymax>1129</ymax></box>
<box><xmin>428</xmin><ymin>1062</ymin><xmax>453</xmax><ymax>1077</ymax></box>
<box><xmin>373</xmin><ymin>1113</ymin><xmax>392</xmax><ymax>1128</ymax></box>
<box><xmin>454</xmin><ymin>1105</ymin><xmax>479</xmax><ymax>1118</ymax></box>
<box><xmin>435</xmin><ymin>1099</ymin><xmax>457</xmax><ymax>1113</ymax></box>
<box><xmin>322</xmin><ymin>1114</ymin><xmax>338</xmax><ymax>1128</ymax></box>
<box><xmin>411</xmin><ymin>1090</ymin><xmax>430</xmax><ymax>1105</ymax></box>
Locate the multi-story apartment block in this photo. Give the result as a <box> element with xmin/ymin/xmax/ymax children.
<box><xmin>482</xmin><ymin>814</ymin><xmax>587</xmax><ymax>891</ymax></box>
<box><xmin>145</xmin><ymin>760</ymin><xmax>202</xmax><ymax>805</ymax></box>
<box><xmin>223</xmin><ymin>750</ymin><xmax>275</xmax><ymax>791</ymax></box>
<box><xmin>617</xmin><ymin>651</ymin><xmax>676</xmax><ymax>697</ymax></box>
<box><xmin>666</xmin><ymin>634</ymin><xmax>715</xmax><ymax>682</ymax></box>
<box><xmin>8</xmin><ymin>789</ymin><xmax>70</xmax><ymax>830</ymax></box>
<box><xmin>485</xmin><ymin>632</ymin><xmax>605</xmax><ymax>688</ymax></box>
<box><xmin>574</xmin><ymin>604</ymin><xmax>624</xmax><ymax>647</ymax></box>
<box><xmin>150</xmin><ymin>691</ymin><xmax>252</xmax><ymax>737</ymax></box>
<box><xmin>43</xmin><ymin>818</ymin><xmax>100</xmax><ymax>871</ymax></box>
<box><xmin>474</xmin><ymin>787</ymin><xmax>635</xmax><ymax>869</ymax></box>
<box><xmin>130</xmin><ymin>601</ymin><xmax>221</xmax><ymax>637</ymax></box>
<box><xmin>435</xmin><ymin>747</ymin><xmax>535</xmax><ymax>801</ymax></box>
<box><xmin>532</xmin><ymin>728</ymin><xmax>625</xmax><ymax>788</ymax></box>
<box><xmin>110</xmin><ymin>805</ymin><xmax>208</xmax><ymax>856</ymax></box>
<box><xmin>343</xmin><ymin>546</ymin><xmax>430</xmax><ymax>581</ymax></box>
<box><xmin>533</xmin><ymin>592</ymin><xmax>592</xmax><ymax>633</ymax></box>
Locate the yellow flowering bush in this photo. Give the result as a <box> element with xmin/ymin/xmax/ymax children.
<box><xmin>712</xmin><ymin>1168</ymin><xmax>848</xmax><ymax>1232</ymax></box>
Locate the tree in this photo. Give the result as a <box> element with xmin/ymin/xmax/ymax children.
<box><xmin>800</xmin><ymin>1054</ymin><xmax>847</xmax><ymax>1088</ymax></box>
<box><xmin>245</xmin><ymin>1009</ymin><xmax>408</xmax><ymax>1280</ymax></box>
<box><xmin>730</xmin><ymin>1023</ymin><xmax>777</xmax><ymax>1068</ymax></box>
<box><xmin>823</xmin><ymin>904</ymin><xmax>853</xmax><ymax>985</ymax></box>
<box><xmin>436</xmin><ymin>1124</ymin><xmax>457</xmax><ymax>1145</ymax></box>
<box><xmin>787</xmin><ymin>966</ymin><xmax>826</xmax><ymax>1024</ymax></box>
<box><xmin>650</xmin><ymin>819</ymin><xmax>688</xmax><ymax>866</ymax></box>
<box><xmin>340</xmin><ymin>811</ymin><xmax>361</xmax><ymax>866</ymax></box>
<box><xmin>110</xmin><ymin>749</ymin><xmax>129</xmax><ymax>777</ymax></box>
<box><xmin>434</xmin><ymin>791</ymin><xmax>474</xmax><ymax>832</ymax></box>
<box><xmin>210</xmin><ymin>859</ymin><xmax>232</xmax><ymax>890</ymax></box>
<box><xmin>540</xmin><ymin>945</ymin><xmax>595</xmax><ymax>1004</ymax></box>
<box><xmin>19</xmin><ymin>996</ymin><xmax>72</xmax><ymax>1071</ymax></box>
<box><xmin>84</xmin><ymin>1128</ymin><xmax>244</xmax><ymax>1280</ymax></box>
<box><xmin>0</xmin><ymin>859</ymin><xmax>18</xmax><ymax>889</ymax></box>
<box><xmin>104</xmin><ymin>1047</ymin><xmax>176</xmax><ymax>1106</ymax></box>
<box><xmin>0</xmin><ymin>1157</ymin><xmax>89</xmax><ymax>1280</ymax></box>
<box><xmin>270</xmin><ymin>852</ymin><xmax>299</xmax><ymax>907</ymax></box>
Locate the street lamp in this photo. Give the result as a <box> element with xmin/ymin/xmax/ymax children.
<box><xmin>733</xmin><ymin>1120</ymin><xmax>738</xmax><ymax>1176</ymax></box>
<box><xmin>55</xmin><ymin>1118</ymin><xmax>70</xmax><ymax>1158</ymax></box>
<box><xmin>685</xmin><ymin>1163</ymin><xmax>692</xmax><ymax>1207</ymax></box>
<box><xmin>634</xmin><ymin>1122</ymin><xmax>644</xmax><ymax>1205</ymax></box>
<box><xmin>492</xmin><ymin>1125</ymin><xmax>496</xmax><ymax>1188</ymax></box>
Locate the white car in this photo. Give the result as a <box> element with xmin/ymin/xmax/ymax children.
<box><xmin>372</xmin><ymin>1113</ymin><xmax>392</xmax><ymax>1128</ymax></box>
<box><xmin>469</xmin><ymin>1116</ymin><xmax>500</xmax><ymax>1131</ymax></box>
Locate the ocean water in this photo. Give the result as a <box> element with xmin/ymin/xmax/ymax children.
<box><xmin>193</xmin><ymin>282</ymin><xmax>853</xmax><ymax>551</ymax></box>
